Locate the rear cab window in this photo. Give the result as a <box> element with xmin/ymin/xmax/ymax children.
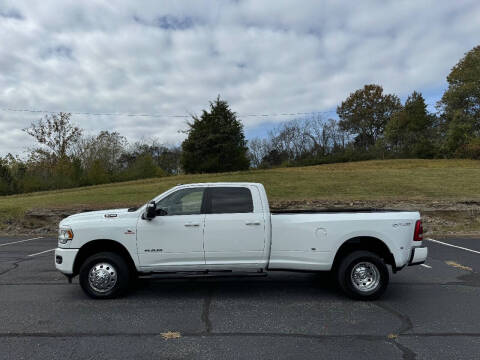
<box><xmin>207</xmin><ymin>187</ymin><xmax>253</xmax><ymax>214</ymax></box>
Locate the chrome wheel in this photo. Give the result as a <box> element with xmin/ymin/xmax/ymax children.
<box><xmin>88</xmin><ymin>262</ymin><xmax>117</xmax><ymax>293</ymax></box>
<box><xmin>350</xmin><ymin>261</ymin><xmax>380</xmax><ymax>292</ymax></box>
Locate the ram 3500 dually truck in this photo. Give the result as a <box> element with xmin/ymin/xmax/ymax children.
<box><xmin>55</xmin><ymin>182</ymin><xmax>427</xmax><ymax>300</ymax></box>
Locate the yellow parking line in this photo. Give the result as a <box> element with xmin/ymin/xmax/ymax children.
<box><xmin>445</xmin><ymin>261</ymin><xmax>473</xmax><ymax>272</ymax></box>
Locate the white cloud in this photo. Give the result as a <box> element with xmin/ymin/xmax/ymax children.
<box><xmin>0</xmin><ymin>0</ymin><xmax>479</xmax><ymax>155</ymax></box>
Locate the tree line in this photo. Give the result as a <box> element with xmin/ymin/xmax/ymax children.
<box><xmin>249</xmin><ymin>45</ymin><xmax>480</xmax><ymax>167</ymax></box>
<box><xmin>0</xmin><ymin>113</ymin><xmax>181</xmax><ymax>195</ymax></box>
<box><xmin>0</xmin><ymin>45</ymin><xmax>479</xmax><ymax>195</ymax></box>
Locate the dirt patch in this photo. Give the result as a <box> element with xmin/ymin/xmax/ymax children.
<box><xmin>0</xmin><ymin>205</ymin><xmax>124</xmax><ymax>236</ymax></box>
<box><xmin>1</xmin><ymin>200</ymin><xmax>479</xmax><ymax>237</ymax></box>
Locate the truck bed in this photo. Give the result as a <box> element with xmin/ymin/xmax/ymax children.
<box><xmin>268</xmin><ymin>210</ymin><xmax>420</xmax><ymax>271</ymax></box>
<box><xmin>271</xmin><ymin>208</ymin><xmax>407</xmax><ymax>214</ymax></box>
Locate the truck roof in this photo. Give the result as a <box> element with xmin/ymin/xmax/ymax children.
<box><xmin>176</xmin><ymin>182</ymin><xmax>263</xmax><ymax>187</ymax></box>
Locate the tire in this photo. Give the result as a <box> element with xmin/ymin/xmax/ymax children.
<box><xmin>79</xmin><ymin>252</ymin><xmax>131</xmax><ymax>299</ymax></box>
<box><xmin>336</xmin><ymin>250</ymin><xmax>389</xmax><ymax>300</ymax></box>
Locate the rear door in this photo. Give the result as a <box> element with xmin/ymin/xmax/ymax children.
<box><xmin>203</xmin><ymin>186</ymin><xmax>267</xmax><ymax>266</ymax></box>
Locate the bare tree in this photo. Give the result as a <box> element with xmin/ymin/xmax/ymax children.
<box><xmin>249</xmin><ymin>114</ymin><xmax>350</xmax><ymax>168</ymax></box>
<box><xmin>23</xmin><ymin>112</ymin><xmax>82</xmax><ymax>159</ymax></box>
<box><xmin>74</xmin><ymin>131</ymin><xmax>128</xmax><ymax>173</ymax></box>
<box><xmin>248</xmin><ymin>138</ymin><xmax>271</xmax><ymax>168</ymax></box>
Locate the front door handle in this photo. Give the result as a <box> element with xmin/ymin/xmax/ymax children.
<box><xmin>184</xmin><ymin>222</ymin><xmax>200</xmax><ymax>227</ymax></box>
<box><xmin>245</xmin><ymin>221</ymin><xmax>261</xmax><ymax>226</ymax></box>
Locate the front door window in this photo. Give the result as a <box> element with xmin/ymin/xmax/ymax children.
<box><xmin>156</xmin><ymin>188</ymin><xmax>205</xmax><ymax>216</ymax></box>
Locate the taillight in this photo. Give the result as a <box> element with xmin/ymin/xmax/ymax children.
<box><xmin>413</xmin><ymin>220</ymin><xmax>423</xmax><ymax>241</ymax></box>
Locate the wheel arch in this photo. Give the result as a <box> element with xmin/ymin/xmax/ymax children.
<box><xmin>332</xmin><ymin>236</ymin><xmax>396</xmax><ymax>271</ymax></box>
<box><xmin>73</xmin><ymin>239</ymin><xmax>137</xmax><ymax>276</ymax></box>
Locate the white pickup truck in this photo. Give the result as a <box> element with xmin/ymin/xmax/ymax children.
<box><xmin>55</xmin><ymin>182</ymin><xmax>427</xmax><ymax>300</ymax></box>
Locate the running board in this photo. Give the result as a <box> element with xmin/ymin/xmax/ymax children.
<box><xmin>139</xmin><ymin>271</ymin><xmax>267</xmax><ymax>279</ymax></box>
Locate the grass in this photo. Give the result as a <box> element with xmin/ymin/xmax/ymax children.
<box><xmin>0</xmin><ymin>159</ymin><xmax>480</xmax><ymax>225</ymax></box>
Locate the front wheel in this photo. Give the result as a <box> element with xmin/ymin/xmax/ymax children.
<box><xmin>336</xmin><ymin>250</ymin><xmax>389</xmax><ymax>300</ymax></box>
<box><xmin>79</xmin><ymin>252</ymin><xmax>131</xmax><ymax>299</ymax></box>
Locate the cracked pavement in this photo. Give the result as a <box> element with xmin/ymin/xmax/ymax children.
<box><xmin>0</xmin><ymin>236</ymin><xmax>480</xmax><ymax>359</ymax></box>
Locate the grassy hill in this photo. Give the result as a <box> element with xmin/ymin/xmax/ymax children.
<box><xmin>1</xmin><ymin>159</ymin><xmax>480</xmax><ymax>235</ymax></box>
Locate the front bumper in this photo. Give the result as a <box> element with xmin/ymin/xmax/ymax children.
<box><xmin>54</xmin><ymin>248</ymin><xmax>79</xmax><ymax>275</ymax></box>
<box><xmin>408</xmin><ymin>246</ymin><xmax>428</xmax><ymax>266</ymax></box>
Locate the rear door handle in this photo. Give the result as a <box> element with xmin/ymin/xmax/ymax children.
<box><xmin>184</xmin><ymin>222</ymin><xmax>200</xmax><ymax>227</ymax></box>
<box><xmin>245</xmin><ymin>221</ymin><xmax>261</xmax><ymax>226</ymax></box>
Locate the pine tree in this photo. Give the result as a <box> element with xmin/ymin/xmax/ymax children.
<box><xmin>385</xmin><ymin>91</ymin><xmax>436</xmax><ymax>157</ymax></box>
<box><xmin>181</xmin><ymin>96</ymin><xmax>250</xmax><ymax>173</ymax></box>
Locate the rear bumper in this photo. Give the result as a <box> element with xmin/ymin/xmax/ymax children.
<box><xmin>54</xmin><ymin>248</ymin><xmax>79</xmax><ymax>275</ymax></box>
<box><xmin>408</xmin><ymin>246</ymin><xmax>428</xmax><ymax>266</ymax></box>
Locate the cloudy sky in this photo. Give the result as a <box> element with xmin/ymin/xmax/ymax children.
<box><xmin>0</xmin><ymin>0</ymin><xmax>479</xmax><ymax>156</ymax></box>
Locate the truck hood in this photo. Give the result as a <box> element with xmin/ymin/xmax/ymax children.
<box><xmin>59</xmin><ymin>208</ymin><xmax>132</xmax><ymax>226</ymax></box>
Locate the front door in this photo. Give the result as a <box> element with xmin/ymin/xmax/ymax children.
<box><xmin>136</xmin><ymin>187</ymin><xmax>206</xmax><ymax>270</ymax></box>
<box><xmin>203</xmin><ymin>186</ymin><xmax>266</xmax><ymax>266</ymax></box>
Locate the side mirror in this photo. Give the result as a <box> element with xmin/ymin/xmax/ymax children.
<box><xmin>144</xmin><ymin>201</ymin><xmax>156</xmax><ymax>220</ymax></box>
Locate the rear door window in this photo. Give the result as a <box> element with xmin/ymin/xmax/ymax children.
<box><xmin>207</xmin><ymin>187</ymin><xmax>253</xmax><ymax>214</ymax></box>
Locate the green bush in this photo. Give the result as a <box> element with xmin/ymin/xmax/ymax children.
<box><xmin>456</xmin><ymin>137</ymin><xmax>480</xmax><ymax>159</ymax></box>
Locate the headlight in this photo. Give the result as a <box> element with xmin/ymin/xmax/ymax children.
<box><xmin>58</xmin><ymin>228</ymin><xmax>74</xmax><ymax>244</ymax></box>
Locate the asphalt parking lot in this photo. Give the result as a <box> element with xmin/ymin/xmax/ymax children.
<box><xmin>1</xmin><ymin>236</ymin><xmax>480</xmax><ymax>360</ymax></box>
